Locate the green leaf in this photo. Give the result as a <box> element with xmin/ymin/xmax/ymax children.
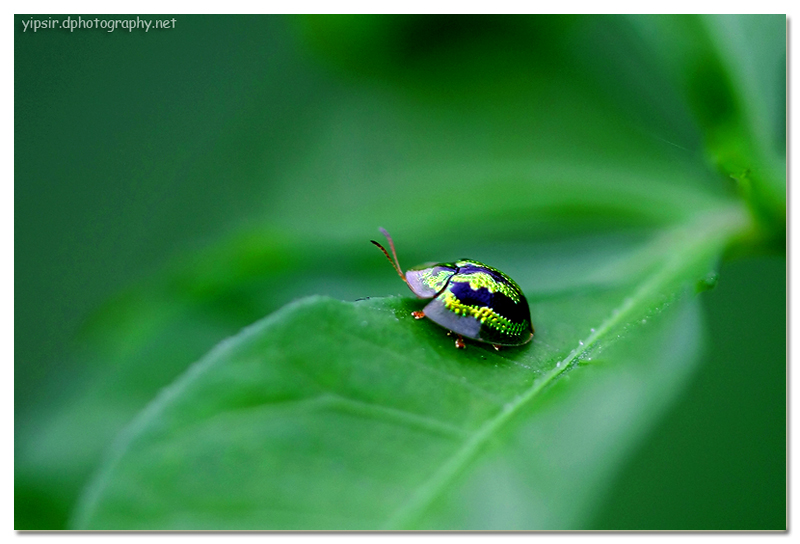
<box><xmin>623</xmin><ymin>15</ymin><xmax>786</xmax><ymax>241</ymax></box>
<box><xmin>18</xmin><ymin>57</ymin><xmax>729</xmax><ymax>528</ymax></box>
<box><xmin>73</xmin><ymin>205</ymin><xmax>750</xmax><ymax>529</ymax></box>
<box><xmin>16</xmin><ymin>15</ymin><xmax>783</xmax><ymax>530</ymax></box>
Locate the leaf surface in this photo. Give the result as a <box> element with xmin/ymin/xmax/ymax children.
<box><xmin>74</xmin><ymin>206</ymin><xmax>749</xmax><ymax>529</ymax></box>
<box><xmin>15</xmin><ymin>15</ymin><xmax>784</xmax><ymax>530</ymax></box>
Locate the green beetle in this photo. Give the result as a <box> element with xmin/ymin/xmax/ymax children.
<box><xmin>371</xmin><ymin>228</ymin><xmax>534</xmax><ymax>349</ymax></box>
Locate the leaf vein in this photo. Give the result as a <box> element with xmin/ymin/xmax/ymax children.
<box><xmin>384</xmin><ymin>207</ymin><xmax>749</xmax><ymax>528</ymax></box>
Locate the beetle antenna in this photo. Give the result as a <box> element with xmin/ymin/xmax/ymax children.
<box><xmin>371</xmin><ymin>227</ymin><xmax>406</xmax><ymax>282</ymax></box>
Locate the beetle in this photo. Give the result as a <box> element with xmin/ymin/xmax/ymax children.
<box><xmin>371</xmin><ymin>228</ymin><xmax>534</xmax><ymax>349</ymax></box>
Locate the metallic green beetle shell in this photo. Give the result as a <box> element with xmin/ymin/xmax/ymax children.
<box><xmin>408</xmin><ymin>259</ymin><xmax>534</xmax><ymax>346</ymax></box>
<box><xmin>371</xmin><ymin>229</ymin><xmax>534</xmax><ymax>347</ymax></box>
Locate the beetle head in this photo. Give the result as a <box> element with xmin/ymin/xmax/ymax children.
<box><xmin>371</xmin><ymin>229</ymin><xmax>457</xmax><ymax>299</ymax></box>
<box><xmin>405</xmin><ymin>263</ymin><xmax>457</xmax><ymax>298</ymax></box>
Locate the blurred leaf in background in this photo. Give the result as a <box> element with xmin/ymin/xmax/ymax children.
<box><xmin>15</xmin><ymin>14</ymin><xmax>785</xmax><ymax>530</ymax></box>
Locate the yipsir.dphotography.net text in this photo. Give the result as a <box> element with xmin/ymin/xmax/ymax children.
<box><xmin>20</xmin><ymin>15</ymin><xmax>176</xmax><ymax>33</ymax></box>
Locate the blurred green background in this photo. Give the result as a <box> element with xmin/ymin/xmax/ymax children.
<box><xmin>15</xmin><ymin>14</ymin><xmax>784</xmax><ymax>529</ymax></box>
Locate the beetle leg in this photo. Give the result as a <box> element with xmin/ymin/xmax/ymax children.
<box><xmin>411</xmin><ymin>310</ymin><xmax>425</xmax><ymax>320</ymax></box>
<box><xmin>455</xmin><ymin>335</ymin><xmax>466</xmax><ymax>349</ymax></box>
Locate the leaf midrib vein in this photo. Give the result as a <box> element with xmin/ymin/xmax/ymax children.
<box><xmin>384</xmin><ymin>206</ymin><xmax>749</xmax><ymax>529</ymax></box>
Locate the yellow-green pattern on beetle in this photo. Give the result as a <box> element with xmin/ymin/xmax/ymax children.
<box><xmin>371</xmin><ymin>228</ymin><xmax>534</xmax><ymax>349</ymax></box>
